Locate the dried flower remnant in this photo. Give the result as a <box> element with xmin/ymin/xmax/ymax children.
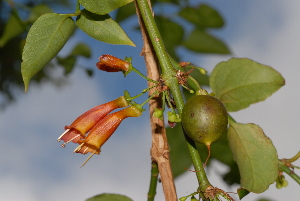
<box><xmin>96</xmin><ymin>54</ymin><xmax>130</xmax><ymax>72</ymax></box>
<box><xmin>74</xmin><ymin>106</ymin><xmax>142</xmax><ymax>167</ymax></box>
<box><xmin>57</xmin><ymin>96</ymin><xmax>128</xmax><ymax>147</ymax></box>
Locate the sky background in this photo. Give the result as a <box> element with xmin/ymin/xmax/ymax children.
<box><xmin>1</xmin><ymin>1</ymin><xmax>300</xmax><ymax>200</ymax></box>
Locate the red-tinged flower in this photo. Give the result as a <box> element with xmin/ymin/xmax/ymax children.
<box><xmin>57</xmin><ymin>96</ymin><xmax>128</xmax><ymax>147</ymax></box>
<box><xmin>96</xmin><ymin>54</ymin><xmax>130</xmax><ymax>72</ymax></box>
<box><xmin>73</xmin><ymin>106</ymin><xmax>142</xmax><ymax>167</ymax></box>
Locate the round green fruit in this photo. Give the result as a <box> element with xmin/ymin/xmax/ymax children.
<box><xmin>181</xmin><ymin>95</ymin><xmax>228</xmax><ymax>145</ymax></box>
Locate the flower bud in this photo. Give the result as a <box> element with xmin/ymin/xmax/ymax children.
<box><xmin>58</xmin><ymin>96</ymin><xmax>128</xmax><ymax>147</ymax></box>
<box><xmin>96</xmin><ymin>54</ymin><xmax>130</xmax><ymax>72</ymax></box>
<box><xmin>74</xmin><ymin>106</ymin><xmax>142</xmax><ymax>166</ymax></box>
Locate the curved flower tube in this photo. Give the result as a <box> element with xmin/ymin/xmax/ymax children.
<box><xmin>74</xmin><ymin>106</ymin><xmax>142</xmax><ymax>167</ymax></box>
<box><xmin>96</xmin><ymin>54</ymin><xmax>130</xmax><ymax>72</ymax></box>
<box><xmin>57</xmin><ymin>96</ymin><xmax>128</xmax><ymax>147</ymax></box>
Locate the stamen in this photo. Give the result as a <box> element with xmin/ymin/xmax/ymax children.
<box><xmin>82</xmin><ymin>147</ymin><xmax>89</xmax><ymax>154</ymax></box>
<box><xmin>61</xmin><ymin>134</ymin><xmax>81</xmax><ymax>147</ymax></box>
<box><xmin>73</xmin><ymin>143</ymin><xmax>84</xmax><ymax>153</ymax></box>
<box><xmin>80</xmin><ymin>151</ymin><xmax>96</xmax><ymax>167</ymax></box>
<box><xmin>57</xmin><ymin>129</ymin><xmax>70</xmax><ymax>142</ymax></box>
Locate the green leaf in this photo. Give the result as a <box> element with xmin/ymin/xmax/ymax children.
<box><xmin>166</xmin><ymin>123</ymin><xmax>193</xmax><ymax>178</ymax></box>
<box><xmin>179</xmin><ymin>4</ymin><xmax>224</xmax><ymax>28</ymax></box>
<box><xmin>153</xmin><ymin>0</ymin><xmax>179</xmax><ymax>4</ymax></box>
<box><xmin>183</xmin><ymin>28</ymin><xmax>230</xmax><ymax>54</ymax></box>
<box><xmin>0</xmin><ymin>10</ymin><xmax>27</xmax><ymax>47</ymax></box>
<box><xmin>21</xmin><ymin>13</ymin><xmax>76</xmax><ymax>92</ymax></box>
<box><xmin>237</xmin><ymin>188</ymin><xmax>250</xmax><ymax>200</ymax></box>
<box><xmin>227</xmin><ymin>120</ymin><xmax>279</xmax><ymax>193</ymax></box>
<box><xmin>71</xmin><ymin>43</ymin><xmax>91</xmax><ymax>57</ymax></box>
<box><xmin>79</xmin><ymin>0</ymin><xmax>133</xmax><ymax>15</ymax></box>
<box><xmin>210</xmin><ymin>58</ymin><xmax>285</xmax><ymax>112</ymax></box>
<box><xmin>196</xmin><ymin>132</ymin><xmax>241</xmax><ymax>185</ymax></box>
<box><xmin>76</xmin><ymin>9</ymin><xmax>135</xmax><ymax>46</ymax></box>
<box><xmin>115</xmin><ymin>2</ymin><xmax>136</xmax><ymax>23</ymax></box>
<box><xmin>86</xmin><ymin>193</ymin><xmax>133</xmax><ymax>201</ymax></box>
<box><xmin>27</xmin><ymin>4</ymin><xmax>53</xmax><ymax>23</ymax></box>
<box><xmin>57</xmin><ymin>55</ymin><xmax>76</xmax><ymax>75</ymax></box>
<box><xmin>189</xmin><ymin>69</ymin><xmax>209</xmax><ymax>86</ymax></box>
<box><xmin>155</xmin><ymin>16</ymin><xmax>184</xmax><ymax>60</ymax></box>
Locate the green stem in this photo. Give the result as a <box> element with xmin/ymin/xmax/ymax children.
<box><xmin>188</xmin><ymin>75</ymin><xmax>201</xmax><ymax>91</ymax></box>
<box><xmin>279</xmin><ymin>161</ymin><xmax>300</xmax><ymax>185</ymax></box>
<box><xmin>147</xmin><ymin>161</ymin><xmax>159</xmax><ymax>201</ymax></box>
<box><xmin>136</xmin><ymin>0</ymin><xmax>211</xmax><ymax>192</ymax></box>
<box><xmin>132</xmin><ymin>67</ymin><xmax>158</xmax><ymax>83</ymax></box>
<box><xmin>141</xmin><ymin>91</ymin><xmax>159</xmax><ymax>107</ymax></box>
<box><xmin>128</xmin><ymin>85</ymin><xmax>157</xmax><ymax>101</ymax></box>
<box><xmin>283</xmin><ymin>151</ymin><xmax>300</xmax><ymax>164</ymax></box>
<box><xmin>76</xmin><ymin>0</ymin><xmax>81</xmax><ymax>14</ymax></box>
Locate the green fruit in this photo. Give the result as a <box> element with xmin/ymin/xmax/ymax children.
<box><xmin>181</xmin><ymin>95</ymin><xmax>228</xmax><ymax>145</ymax></box>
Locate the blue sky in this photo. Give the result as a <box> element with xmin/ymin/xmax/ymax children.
<box><xmin>1</xmin><ymin>1</ymin><xmax>300</xmax><ymax>200</ymax></box>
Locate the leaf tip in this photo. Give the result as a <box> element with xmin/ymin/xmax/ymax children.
<box><xmin>237</xmin><ymin>188</ymin><xmax>250</xmax><ymax>200</ymax></box>
<box><xmin>128</xmin><ymin>41</ymin><xmax>136</xmax><ymax>47</ymax></box>
<box><xmin>23</xmin><ymin>77</ymin><xmax>29</xmax><ymax>93</ymax></box>
<box><xmin>21</xmin><ymin>68</ymin><xmax>30</xmax><ymax>93</ymax></box>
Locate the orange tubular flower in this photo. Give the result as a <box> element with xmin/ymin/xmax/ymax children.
<box><xmin>96</xmin><ymin>54</ymin><xmax>130</xmax><ymax>72</ymax></box>
<box><xmin>57</xmin><ymin>96</ymin><xmax>128</xmax><ymax>147</ymax></box>
<box><xmin>73</xmin><ymin>106</ymin><xmax>142</xmax><ymax>167</ymax></box>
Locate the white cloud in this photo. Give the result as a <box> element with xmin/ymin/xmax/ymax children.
<box><xmin>198</xmin><ymin>1</ymin><xmax>300</xmax><ymax>200</ymax></box>
<box><xmin>2</xmin><ymin>1</ymin><xmax>300</xmax><ymax>201</ymax></box>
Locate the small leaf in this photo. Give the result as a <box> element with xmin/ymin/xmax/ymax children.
<box><xmin>227</xmin><ymin>120</ymin><xmax>279</xmax><ymax>193</ymax></box>
<box><xmin>154</xmin><ymin>0</ymin><xmax>179</xmax><ymax>4</ymax></box>
<box><xmin>115</xmin><ymin>2</ymin><xmax>135</xmax><ymax>23</ymax></box>
<box><xmin>0</xmin><ymin>10</ymin><xmax>27</xmax><ymax>47</ymax></box>
<box><xmin>76</xmin><ymin>9</ymin><xmax>135</xmax><ymax>46</ymax></box>
<box><xmin>183</xmin><ymin>28</ymin><xmax>230</xmax><ymax>54</ymax></box>
<box><xmin>79</xmin><ymin>0</ymin><xmax>133</xmax><ymax>15</ymax></box>
<box><xmin>179</xmin><ymin>4</ymin><xmax>224</xmax><ymax>28</ymax></box>
<box><xmin>237</xmin><ymin>188</ymin><xmax>250</xmax><ymax>200</ymax></box>
<box><xmin>166</xmin><ymin>123</ymin><xmax>193</xmax><ymax>178</ymax></box>
<box><xmin>71</xmin><ymin>43</ymin><xmax>91</xmax><ymax>57</ymax></box>
<box><xmin>155</xmin><ymin>16</ymin><xmax>184</xmax><ymax>60</ymax></box>
<box><xmin>86</xmin><ymin>193</ymin><xmax>133</xmax><ymax>201</ymax></box>
<box><xmin>27</xmin><ymin>4</ymin><xmax>53</xmax><ymax>23</ymax></box>
<box><xmin>210</xmin><ymin>58</ymin><xmax>285</xmax><ymax>111</ymax></box>
<box><xmin>189</xmin><ymin>69</ymin><xmax>209</xmax><ymax>86</ymax></box>
<box><xmin>21</xmin><ymin>13</ymin><xmax>76</xmax><ymax>92</ymax></box>
<box><xmin>86</xmin><ymin>69</ymin><xmax>93</xmax><ymax>77</ymax></box>
<box><xmin>57</xmin><ymin>55</ymin><xmax>76</xmax><ymax>75</ymax></box>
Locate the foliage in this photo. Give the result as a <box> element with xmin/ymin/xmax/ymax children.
<box><xmin>1</xmin><ymin>0</ymin><xmax>299</xmax><ymax>200</ymax></box>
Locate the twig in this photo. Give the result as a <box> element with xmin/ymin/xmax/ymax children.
<box><xmin>147</xmin><ymin>161</ymin><xmax>159</xmax><ymax>201</ymax></box>
<box><xmin>134</xmin><ymin>0</ymin><xmax>178</xmax><ymax>200</ymax></box>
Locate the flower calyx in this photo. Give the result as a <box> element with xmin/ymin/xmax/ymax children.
<box><xmin>153</xmin><ymin>108</ymin><xmax>163</xmax><ymax>120</ymax></box>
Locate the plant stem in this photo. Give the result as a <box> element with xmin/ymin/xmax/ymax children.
<box><xmin>76</xmin><ymin>0</ymin><xmax>80</xmax><ymax>14</ymax></box>
<box><xmin>128</xmin><ymin>85</ymin><xmax>157</xmax><ymax>101</ymax></box>
<box><xmin>279</xmin><ymin>160</ymin><xmax>300</xmax><ymax>185</ymax></box>
<box><xmin>141</xmin><ymin>91</ymin><xmax>158</xmax><ymax>107</ymax></box>
<box><xmin>147</xmin><ymin>161</ymin><xmax>159</xmax><ymax>201</ymax></box>
<box><xmin>283</xmin><ymin>151</ymin><xmax>300</xmax><ymax>164</ymax></box>
<box><xmin>132</xmin><ymin>66</ymin><xmax>158</xmax><ymax>83</ymax></box>
<box><xmin>135</xmin><ymin>0</ymin><xmax>211</xmax><ymax>193</ymax></box>
<box><xmin>135</xmin><ymin>1</ymin><xmax>178</xmax><ymax>200</ymax></box>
